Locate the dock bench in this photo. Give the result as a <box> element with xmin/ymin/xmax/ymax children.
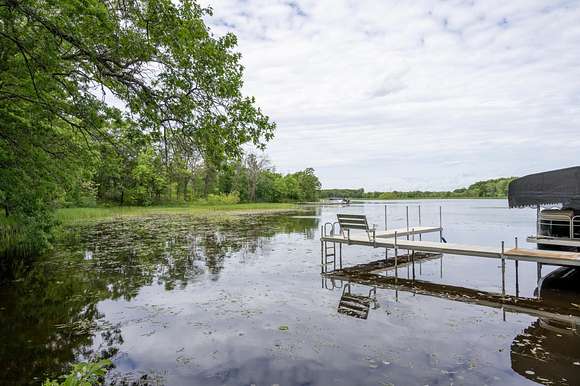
<box><xmin>336</xmin><ymin>214</ymin><xmax>377</xmax><ymax>241</ymax></box>
<box><xmin>336</xmin><ymin>214</ymin><xmax>442</xmax><ymax>242</ymax></box>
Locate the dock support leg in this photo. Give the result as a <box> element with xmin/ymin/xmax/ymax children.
<box><xmin>394</xmin><ymin>231</ymin><xmax>398</xmax><ymax>282</ymax></box>
<box><xmin>439</xmin><ymin>206</ymin><xmax>443</xmax><ymax>242</ymax></box>
<box><xmin>418</xmin><ymin>205</ymin><xmax>422</xmax><ymax>241</ymax></box>
<box><xmin>406</xmin><ymin>206</ymin><xmax>409</xmax><ymax>238</ymax></box>
<box><xmin>384</xmin><ymin>205</ymin><xmax>387</xmax><ymax>230</ymax></box>
<box><xmin>333</xmin><ymin>242</ymin><xmax>336</xmax><ymax>272</ymax></box>
<box><xmin>339</xmin><ymin>243</ymin><xmax>342</xmax><ymax>270</ymax></box>
<box><xmin>537</xmin><ymin>262</ymin><xmax>542</xmax><ymax>283</ymax></box>
<box><xmin>515</xmin><ymin>260</ymin><xmax>519</xmax><ymax>297</ymax></box>
<box><xmin>411</xmin><ymin>251</ymin><xmax>415</xmax><ymax>280</ymax></box>
<box><xmin>320</xmin><ymin>236</ymin><xmax>324</xmax><ymax>274</ymax></box>
<box><xmin>411</xmin><ymin>228</ymin><xmax>416</xmax><ymax>280</ymax></box>
<box><xmin>514</xmin><ymin>237</ymin><xmax>519</xmax><ymax>297</ymax></box>
<box><xmin>406</xmin><ymin>206</ymin><xmax>410</xmax><ymax>262</ymax></box>
<box><xmin>501</xmin><ymin>241</ymin><xmax>505</xmax><ymax>296</ymax></box>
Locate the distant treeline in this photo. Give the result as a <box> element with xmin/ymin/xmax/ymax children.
<box><xmin>320</xmin><ymin>177</ymin><xmax>516</xmax><ymax>200</ymax></box>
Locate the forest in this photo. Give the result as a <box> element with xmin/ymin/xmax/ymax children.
<box><xmin>320</xmin><ymin>177</ymin><xmax>516</xmax><ymax>200</ymax></box>
<box><xmin>0</xmin><ymin>0</ymin><xmax>320</xmax><ymax>264</ymax></box>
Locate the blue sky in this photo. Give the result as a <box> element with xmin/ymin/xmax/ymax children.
<box><xmin>201</xmin><ymin>0</ymin><xmax>580</xmax><ymax>191</ymax></box>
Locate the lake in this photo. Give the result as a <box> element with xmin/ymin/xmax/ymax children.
<box><xmin>1</xmin><ymin>199</ymin><xmax>579</xmax><ymax>385</ymax></box>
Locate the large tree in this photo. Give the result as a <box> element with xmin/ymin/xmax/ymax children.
<box><xmin>0</xmin><ymin>0</ymin><xmax>275</xmax><ymax>250</ymax></box>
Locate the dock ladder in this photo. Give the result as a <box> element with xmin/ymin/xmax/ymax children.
<box><xmin>321</xmin><ymin>222</ymin><xmax>342</xmax><ymax>273</ymax></box>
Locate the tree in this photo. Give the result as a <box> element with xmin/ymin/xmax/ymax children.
<box><xmin>245</xmin><ymin>153</ymin><xmax>268</xmax><ymax>202</ymax></box>
<box><xmin>295</xmin><ymin>167</ymin><xmax>321</xmax><ymax>201</ymax></box>
<box><xmin>1</xmin><ymin>0</ymin><xmax>275</xmax><ymax>253</ymax></box>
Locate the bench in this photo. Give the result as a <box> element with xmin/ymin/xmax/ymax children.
<box><xmin>337</xmin><ymin>214</ymin><xmax>377</xmax><ymax>241</ymax></box>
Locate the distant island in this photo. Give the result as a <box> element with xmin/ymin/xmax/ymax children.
<box><xmin>320</xmin><ymin>177</ymin><xmax>516</xmax><ymax>200</ymax></box>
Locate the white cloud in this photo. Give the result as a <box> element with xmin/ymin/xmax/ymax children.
<box><xmin>201</xmin><ymin>0</ymin><xmax>580</xmax><ymax>190</ymax></box>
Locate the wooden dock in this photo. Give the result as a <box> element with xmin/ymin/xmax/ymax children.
<box><xmin>321</xmin><ymin>233</ymin><xmax>580</xmax><ymax>267</ymax></box>
<box><xmin>321</xmin><ymin>208</ymin><xmax>580</xmax><ymax>300</ymax></box>
<box><xmin>373</xmin><ymin>226</ymin><xmax>441</xmax><ymax>239</ymax></box>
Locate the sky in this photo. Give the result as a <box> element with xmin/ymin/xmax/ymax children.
<box><xmin>200</xmin><ymin>0</ymin><xmax>580</xmax><ymax>191</ymax></box>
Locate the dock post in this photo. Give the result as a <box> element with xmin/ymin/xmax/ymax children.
<box><xmin>333</xmin><ymin>245</ymin><xmax>336</xmax><ymax>272</ymax></box>
<box><xmin>406</xmin><ymin>206</ymin><xmax>410</xmax><ymax>238</ymax></box>
<box><xmin>384</xmin><ymin>205</ymin><xmax>387</xmax><ymax>230</ymax></box>
<box><xmin>536</xmin><ymin>205</ymin><xmax>540</xmax><ymax>237</ymax></box>
<box><xmin>501</xmin><ymin>241</ymin><xmax>506</xmax><ymax>296</ymax></box>
<box><xmin>537</xmin><ymin>263</ymin><xmax>542</xmax><ymax>283</ymax></box>
<box><xmin>515</xmin><ymin>237</ymin><xmax>519</xmax><ymax>297</ymax></box>
<box><xmin>406</xmin><ymin>206</ymin><xmax>410</xmax><ymax>260</ymax></box>
<box><xmin>339</xmin><ymin>243</ymin><xmax>342</xmax><ymax>270</ymax></box>
<box><xmin>411</xmin><ymin>228</ymin><xmax>416</xmax><ymax>280</ymax></box>
<box><xmin>418</xmin><ymin>205</ymin><xmax>422</xmax><ymax>241</ymax></box>
<box><xmin>439</xmin><ymin>206</ymin><xmax>443</xmax><ymax>242</ymax></box>
<box><xmin>320</xmin><ymin>226</ymin><xmax>325</xmax><ymax>274</ymax></box>
<box><xmin>439</xmin><ymin>206</ymin><xmax>444</xmax><ymax>277</ymax></box>
<box><xmin>394</xmin><ymin>231</ymin><xmax>398</xmax><ymax>281</ymax></box>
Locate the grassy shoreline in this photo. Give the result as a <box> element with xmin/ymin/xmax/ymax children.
<box><xmin>56</xmin><ymin>203</ymin><xmax>301</xmax><ymax>224</ymax></box>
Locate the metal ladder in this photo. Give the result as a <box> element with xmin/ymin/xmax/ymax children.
<box><xmin>337</xmin><ymin>283</ymin><xmax>378</xmax><ymax>319</ymax></box>
<box><xmin>321</xmin><ymin>222</ymin><xmax>342</xmax><ymax>273</ymax></box>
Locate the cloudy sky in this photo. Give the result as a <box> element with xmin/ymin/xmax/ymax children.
<box><xmin>201</xmin><ymin>0</ymin><xmax>580</xmax><ymax>191</ymax></box>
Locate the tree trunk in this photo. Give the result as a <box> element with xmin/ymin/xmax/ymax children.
<box><xmin>203</xmin><ymin>165</ymin><xmax>213</xmax><ymax>197</ymax></box>
<box><xmin>183</xmin><ymin>179</ymin><xmax>189</xmax><ymax>201</ymax></box>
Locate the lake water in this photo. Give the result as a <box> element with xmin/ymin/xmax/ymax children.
<box><xmin>1</xmin><ymin>199</ymin><xmax>579</xmax><ymax>385</ymax></box>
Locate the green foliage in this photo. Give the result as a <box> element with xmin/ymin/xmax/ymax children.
<box><xmin>214</xmin><ymin>157</ymin><xmax>321</xmax><ymax>203</ymax></box>
<box><xmin>319</xmin><ymin>188</ymin><xmax>366</xmax><ymax>199</ymax></box>
<box><xmin>1</xmin><ymin>0</ymin><xmax>275</xmax><ymax>259</ymax></box>
<box><xmin>42</xmin><ymin>359</ymin><xmax>111</xmax><ymax>386</ymax></box>
<box><xmin>321</xmin><ymin>177</ymin><xmax>517</xmax><ymax>200</ymax></box>
<box><xmin>129</xmin><ymin>147</ymin><xmax>167</xmax><ymax>205</ymax></box>
<box><xmin>206</xmin><ymin>192</ymin><xmax>241</xmax><ymax>205</ymax></box>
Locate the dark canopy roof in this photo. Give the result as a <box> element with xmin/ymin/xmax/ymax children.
<box><xmin>508</xmin><ymin>166</ymin><xmax>580</xmax><ymax>208</ymax></box>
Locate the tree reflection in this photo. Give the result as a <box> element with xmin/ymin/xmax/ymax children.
<box><xmin>0</xmin><ymin>211</ymin><xmax>317</xmax><ymax>385</ymax></box>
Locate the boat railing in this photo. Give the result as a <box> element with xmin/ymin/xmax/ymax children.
<box><xmin>538</xmin><ymin>213</ymin><xmax>580</xmax><ymax>239</ymax></box>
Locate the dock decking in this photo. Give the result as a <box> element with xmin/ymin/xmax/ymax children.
<box><xmin>373</xmin><ymin>226</ymin><xmax>441</xmax><ymax>239</ymax></box>
<box><xmin>321</xmin><ymin>233</ymin><xmax>580</xmax><ymax>267</ymax></box>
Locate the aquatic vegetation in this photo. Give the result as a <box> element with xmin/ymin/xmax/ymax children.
<box><xmin>0</xmin><ymin>211</ymin><xmax>318</xmax><ymax>384</ymax></box>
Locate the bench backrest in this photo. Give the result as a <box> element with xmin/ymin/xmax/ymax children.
<box><xmin>337</xmin><ymin>214</ymin><xmax>370</xmax><ymax>232</ymax></box>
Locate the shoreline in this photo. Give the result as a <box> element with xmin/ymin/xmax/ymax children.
<box><xmin>56</xmin><ymin>203</ymin><xmax>303</xmax><ymax>225</ymax></box>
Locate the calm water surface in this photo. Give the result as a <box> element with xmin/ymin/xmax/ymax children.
<box><xmin>1</xmin><ymin>200</ymin><xmax>579</xmax><ymax>385</ymax></box>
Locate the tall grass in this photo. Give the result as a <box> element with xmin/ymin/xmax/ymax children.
<box><xmin>56</xmin><ymin>202</ymin><xmax>298</xmax><ymax>225</ymax></box>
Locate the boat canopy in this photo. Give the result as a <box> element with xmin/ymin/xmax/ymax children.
<box><xmin>508</xmin><ymin>166</ymin><xmax>580</xmax><ymax>209</ymax></box>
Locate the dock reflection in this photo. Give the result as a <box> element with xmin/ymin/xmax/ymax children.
<box><xmin>323</xmin><ymin>263</ymin><xmax>580</xmax><ymax>385</ymax></box>
<box><xmin>511</xmin><ymin>317</ymin><xmax>580</xmax><ymax>385</ymax></box>
<box><xmin>337</xmin><ymin>283</ymin><xmax>378</xmax><ymax>319</ymax></box>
